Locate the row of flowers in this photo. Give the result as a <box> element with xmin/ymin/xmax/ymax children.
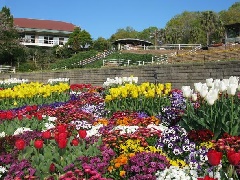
<box><xmin>0</xmin><ymin>76</ymin><xmax>239</xmax><ymax>180</ymax></box>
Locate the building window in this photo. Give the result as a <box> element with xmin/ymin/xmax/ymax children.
<box><xmin>30</xmin><ymin>35</ymin><xmax>35</xmax><ymax>43</ymax></box>
<box><xmin>59</xmin><ymin>37</ymin><xmax>64</xmax><ymax>45</ymax></box>
<box><xmin>44</xmin><ymin>36</ymin><xmax>54</xmax><ymax>44</ymax></box>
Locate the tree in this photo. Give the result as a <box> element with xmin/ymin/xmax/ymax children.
<box><xmin>0</xmin><ymin>6</ymin><xmax>25</xmax><ymax>65</ymax></box>
<box><xmin>67</xmin><ymin>27</ymin><xmax>92</xmax><ymax>53</ymax></box>
<box><xmin>109</xmin><ymin>26</ymin><xmax>138</xmax><ymax>42</ymax></box>
<box><xmin>200</xmin><ymin>11</ymin><xmax>223</xmax><ymax>46</ymax></box>
<box><xmin>92</xmin><ymin>37</ymin><xmax>111</xmax><ymax>51</ymax></box>
<box><xmin>219</xmin><ymin>2</ymin><xmax>240</xmax><ymax>25</ymax></box>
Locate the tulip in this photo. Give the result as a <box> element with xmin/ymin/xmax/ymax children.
<box><xmin>15</xmin><ymin>139</ymin><xmax>26</xmax><ymax>150</ymax></box>
<box><xmin>57</xmin><ymin>124</ymin><xmax>67</xmax><ymax>133</ymax></box>
<box><xmin>71</xmin><ymin>138</ymin><xmax>79</xmax><ymax>146</ymax></box>
<box><xmin>49</xmin><ymin>163</ymin><xmax>55</xmax><ymax>173</ymax></box>
<box><xmin>206</xmin><ymin>78</ymin><xmax>213</xmax><ymax>87</ymax></box>
<box><xmin>227</xmin><ymin>84</ymin><xmax>238</xmax><ymax>96</ymax></box>
<box><xmin>58</xmin><ymin>138</ymin><xmax>68</xmax><ymax>149</ymax></box>
<box><xmin>199</xmin><ymin>85</ymin><xmax>208</xmax><ymax>98</ymax></box>
<box><xmin>194</xmin><ymin>82</ymin><xmax>203</xmax><ymax>92</ymax></box>
<box><xmin>181</xmin><ymin>86</ymin><xmax>192</xmax><ymax>98</ymax></box>
<box><xmin>42</xmin><ymin>130</ymin><xmax>51</xmax><ymax>139</ymax></box>
<box><xmin>191</xmin><ymin>93</ymin><xmax>198</xmax><ymax>101</ymax></box>
<box><xmin>227</xmin><ymin>150</ymin><xmax>240</xmax><ymax>166</ymax></box>
<box><xmin>207</xmin><ymin>149</ymin><xmax>222</xmax><ymax>166</ymax></box>
<box><xmin>34</xmin><ymin>139</ymin><xmax>44</xmax><ymax>149</ymax></box>
<box><xmin>78</xmin><ymin>129</ymin><xmax>87</xmax><ymax>139</ymax></box>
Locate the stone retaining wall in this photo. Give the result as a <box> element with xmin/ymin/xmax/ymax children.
<box><xmin>2</xmin><ymin>60</ymin><xmax>240</xmax><ymax>89</ymax></box>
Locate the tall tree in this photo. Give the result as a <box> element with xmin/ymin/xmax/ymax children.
<box><xmin>109</xmin><ymin>26</ymin><xmax>138</xmax><ymax>42</ymax></box>
<box><xmin>200</xmin><ymin>11</ymin><xmax>223</xmax><ymax>46</ymax></box>
<box><xmin>92</xmin><ymin>37</ymin><xmax>111</xmax><ymax>51</ymax></box>
<box><xmin>0</xmin><ymin>6</ymin><xmax>25</xmax><ymax>65</ymax></box>
<box><xmin>67</xmin><ymin>27</ymin><xmax>92</xmax><ymax>53</ymax></box>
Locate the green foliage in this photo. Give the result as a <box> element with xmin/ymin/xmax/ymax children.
<box><xmin>0</xmin><ymin>118</ymin><xmax>47</xmax><ymax>135</ymax></box>
<box><xmin>179</xmin><ymin>94</ymin><xmax>240</xmax><ymax>140</ymax></box>
<box><xmin>92</xmin><ymin>37</ymin><xmax>111</xmax><ymax>51</ymax></box>
<box><xmin>21</xmin><ymin>137</ymin><xmax>102</xmax><ymax>179</ymax></box>
<box><xmin>67</xmin><ymin>27</ymin><xmax>92</xmax><ymax>53</ymax></box>
<box><xmin>49</xmin><ymin>50</ymin><xmax>98</xmax><ymax>70</ymax></box>
<box><xmin>0</xmin><ymin>6</ymin><xmax>26</xmax><ymax>66</ymax></box>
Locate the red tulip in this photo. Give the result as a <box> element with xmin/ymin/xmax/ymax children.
<box><xmin>49</xmin><ymin>163</ymin><xmax>55</xmax><ymax>173</ymax></box>
<box><xmin>57</xmin><ymin>124</ymin><xmax>67</xmax><ymax>133</ymax></box>
<box><xmin>58</xmin><ymin>138</ymin><xmax>68</xmax><ymax>149</ymax></box>
<box><xmin>207</xmin><ymin>149</ymin><xmax>222</xmax><ymax>166</ymax></box>
<box><xmin>78</xmin><ymin>129</ymin><xmax>87</xmax><ymax>139</ymax></box>
<box><xmin>197</xmin><ymin>175</ymin><xmax>218</xmax><ymax>180</ymax></box>
<box><xmin>71</xmin><ymin>138</ymin><xmax>79</xmax><ymax>146</ymax></box>
<box><xmin>15</xmin><ymin>139</ymin><xmax>26</xmax><ymax>150</ymax></box>
<box><xmin>34</xmin><ymin>139</ymin><xmax>44</xmax><ymax>149</ymax></box>
<box><xmin>227</xmin><ymin>150</ymin><xmax>240</xmax><ymax>166</ymax></box>
<box><xmin>42</xmin><ymin>131</ymin><xmax>51</xmax><ymax>139</ymax></box>
<box><xmin>59</xmin><ymin>132</ymin><xmax>68</xmax><ymax>140</ymax></box>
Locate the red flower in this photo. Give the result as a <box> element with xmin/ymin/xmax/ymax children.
<box><xmin>49</xmin><ymin>163</ymin><xmax>55</xmax><ymax>173</ymax></box>
<box><xmin>34</xmin><ymin>139</ymin><xmax>44</xmax><ymax>149</ymax></box>
<box><xmin>198</xmin><ymin>175</ymin><xmax>218</xmax><ymax>180</ymax></box>
<box><xmin>78</xmin><ymin>129</ymin><xmax>87</xmax><ymax>139</ymax></box>
<box><xmin>59</xmin><ymin>132</ymin><xmax>68</xmax><ymax>140</ymax></box>
<box><xmin>227</xmin><ymin>150</ymin><xmax>240</xmax><ymax>166</ymax></box>
<box><xmin>42</xmin><ymin>131</ymin><xmax>51</xmax><ymax>139</ymax></box>
<box><xmin>207</xmin><ymin>149</ymin><xmax>222</xmax><ymax>166</ymax></box>
<box><xmin>57</xmin><ymin>124</ymin><xmax>67</xmax><ymax>133</ymax></box>
<box><xmin>71</xmin><ymin>138</ymin><xmax>79</xmax><ymax>146</ymax></box>
<box><xmin>36</xmin><ymin>113</ymin><xmax>43</xmax><ymax>120</ymax></box>
<box><xmin>17</xmin><ymin>113</ymin><xmax>23</xmax><ymax>120</ymax></box>
<box><xmin>15</xmin><ymin>139</ymin><xmax>26</xmax><ymax>150</ymax></box>
<box><xmin>58</xmin><ymin>138</ymin><xmax>68</xmax><ymax>149</ymax></box>
<box><xmin>6</xmin><ymin>111</ymin><xmax>14</xmax><ymax>120</ymax></box>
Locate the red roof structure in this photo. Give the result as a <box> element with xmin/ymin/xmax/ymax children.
<box><xmin>14</xmin><ymin>18</ymin><xmax>76</xmax><ymax>32</ymax></box>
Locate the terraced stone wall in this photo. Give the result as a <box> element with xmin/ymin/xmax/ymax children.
<box><xmin>2</xmin><ymin>60</ymin><xmax>240</xmax><ymax>89</ymax></box>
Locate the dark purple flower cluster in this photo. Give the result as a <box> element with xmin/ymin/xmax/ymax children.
<box><xmin>4</xmin><ymin>159</ymin><xmax>36</xmax><ymax>180</ymax></box>
<box><xmin>157</xmin><ymin>90</ymin><xmax>185</xmax><ymax>126</ymax></box>
<box><xmin>62</xmin><ymin>145</ymin><xmax>115</xmax><ymax>179</ymax></box>
<box><xmin>156</xmin><ymin>125</ymin><xmax>196</xmax><ymax>160</ymax></box>
<box><xmin>123</xmin><ymin>152</ymin><xmax>170</xmax><ymax>180</ymax></box>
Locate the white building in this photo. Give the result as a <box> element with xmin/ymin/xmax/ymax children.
<box><xmin>14</xmin><ymin>18</ymin><xmax>76</xmax><ymax>47</ymax></box>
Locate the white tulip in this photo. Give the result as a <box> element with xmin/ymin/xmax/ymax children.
<box><xmin>199</xmin><ymin>85</ymin><xmax>208</xmax><ymax>98</ymax></box>
<box><xmin>194</xmin><ymin>82</ymin><xmax>202</xmax><ymax>92</ymax></box>
<box><xmin>181</xmin><ymin>86</ymin><xmax>192</xmax><ymax>98</ymax></box>
<box><xmin>229</xmin><ymin>76</ymin><xmax>239</xmax><ymax>85</ymax></box>
<box><xmin>206</xmin><ymin>78</ymin><xmax>213</xmax><ymax>87</ymax></box>
<box><xmin>222</xmin><ymin>79</ymin><xmax>230</xmax><ymax>86</ymax></box>
<box><xmin>227</xmin><ymin>84</ymin><xmax>238</xmax><ymax>96</ymax></box>
<box><xmin>205</xmin><ymin>93</ymin><xmax>216</xmax><ymax>105</ymax></box>
<box><xmin>191</xmin><ymin>93</ymin><xmax>198</xmax><ymax>101</ymax></box>
<box><xmin>213</xmin><ymin>79</ymin><xmax>220</xmax><ymax>89</ymax></box>
<box><xmin>219</xmin><ymin>81</ymin><xmax>227</xmax><ymax>92</ymax></box>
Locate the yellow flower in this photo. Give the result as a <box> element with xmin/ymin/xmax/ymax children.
<box><xmin>120</xmin><ymin>170</ymin><xmax>126</xmax><ymax>177</ymax></box>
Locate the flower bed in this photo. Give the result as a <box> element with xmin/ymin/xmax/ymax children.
<box><xmin>0</xmin><ymin>77</ymin><xmax>240</xmax><ymax>180</ymax></box>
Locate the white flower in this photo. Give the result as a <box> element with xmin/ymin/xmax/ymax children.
<box><xmin>44</xmin><ymin>123</ymin><xmax>55</xmax><ymax>130</ymax></box>
<box><xmin>191</xmin><ymin>93</ymin><xmax>198</xmax><ymax>101</ymax></box>
<box><xmin>194</xmin><ymin>82</ymin><xmax>202</xmax><ymax>92</ymax></box>
<box><xmin>218</xmin><ymin>81</ymin><xmax>227</xmax><ymax>92</ymax></box>
<box><xmin>181</xmin><ymin>86</ymin><xmax>192</xmax><ymax>98</ymax></box>
<box><xmin>228</xmin><ymin>76</ymin><xmax>239</xmax><ymax>85</ymax></box>
<box><xmin>199</xmin><ymin>84</ymin><xmax>208</xmax><ymax>98</ymax></box>
<box><xmin>205</xmin><ymin>90</ymin><xmax>218</xmax><ymax>106</ymax></box>
<box><xmin>0</xmin><ymin>166</ymin><xmax>7</xmax><ymax>177</ymax></box>
<box><xmin>86</xmin><ymin>124</ymin><xmax>103</xmax><ymax>137</ymax></box>
<box><xmin>206</xmin><ymin>78</ymin><xmax>213</xmax><ymax>87</ymax></box>
<box><xmin>227</xmin><ymin>84</ymin><xmax>238</xmax><ymax>96</ymax></box>
<box><xmin>0</xmin><ymin>132</ymin><xmax>6</xmax><ymax>138</ymax></box>
<box><xmin>13</xmin><ymin>127</ymin><xmax>32</xmax><ymax>135</ymax></box>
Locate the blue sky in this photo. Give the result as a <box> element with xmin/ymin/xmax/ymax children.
<box><xmin>0</xmin><ymin>0</ymin><xmax>239</xmax><ymax>40</ymax></box>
